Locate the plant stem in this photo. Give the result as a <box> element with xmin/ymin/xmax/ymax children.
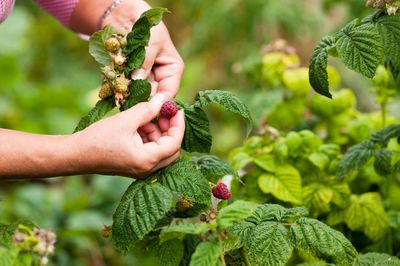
<box><xmin>240</xmin><ymin>248</ymin><xmax>251</xmax><ymax>266</ymax></box>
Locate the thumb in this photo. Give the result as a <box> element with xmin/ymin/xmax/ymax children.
<box><xmin>125</xmin><ymin>93</ymin><xmax>166</xmax><ymax>127</ymax></box>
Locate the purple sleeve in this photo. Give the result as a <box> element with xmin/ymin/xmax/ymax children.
<box><xmin>35</xmin><ymin>0</ymin><xmax>79</xmax><ymax>27</ymax></box>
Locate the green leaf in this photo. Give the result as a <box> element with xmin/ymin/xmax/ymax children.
<box><xmin>217</xmin><ymin>201</ymin><xmax>258</xmax><ymax>229</ymax></box>
<box><xmin>189</xmin><ymin>242</ymin><xmax>222</xmax><ymax>266</ymax></box>
<box><xmin>246</xmin><ymin>204</ymin><xmax>308</xmax><ymax>224</ymax></box>
<box><xmin>74</xmin><ymin>98</ymin><xmax>115</xmax><ymax>132</ymax></box>
<box><xmin>14</xmin><ymin>252</ymin><xmax>32</xmax><ymax>266</ymax></box>
<box><xmin>253</xmin><ymin>154</ymin><xmax>277</xmax><ymax>173</ymax></box>
<box><xmin>124</xmin><ymin>8</ymin><xmax>167</xmax><ymax>55</ymax></box>
<box><xmin>371</xmin><ymin>124</ymin><xmax>400</xmax><ymax>147</ymax></box>
<box><xmin>336</xmin><ymin>140</ymin><xmax>376</xmax><ymax>180</ymax></box>
<box><xmin>302</xmin><ymin>183</ymin><xmax>333</xmax><ymax>216</ymax></box>
<box><xmin>155</xmin><ymin>239</ymin><xmax>184</xmax><ymax>266</ymax></box>
<box><xmin>140</xmin><ymin>7</ymin><xmax>169</xmax><ymax>26</ymax></box>
<box><xmin>373</xmin><ymin>149</ymin><xmax>392</xmax><ymax>176</ymax></box>
<box><xmin>0</xmin><ymin>246</ymin><xmax>17</xmax><ymax>266</ymax></box>
<box><xmin>180</xmin><ymin>104</ymin><xmax>212</xmax><ymax>153</ymax></box>
<box><xmin>354</xmin><ymin>252</ymin><xmax>400</xmax><ymax>266</ymax></box>
<box><xmin>119</xmin><ymin>79</ymin><xmax>151</xmax><ymax>111</ymax></box>
<box><xmin>111</xmin><ymin>181</ymin><xmax>173</xmax><ymax>252</ymax></box>
<box><xmin>335</xmin><ymin>21</ymin><xmax>383</xmax><ymax>78</ymax></box>
<box><xmin>124</xmin><ymin>18</ymin><xmax>151</xmax><ymax>55</ymax></box>
<box><xmin>344</xmin><ymin>193</ymin><xmax>389</xmax><ymax>241</ymax></box>
<box><xmin>192</xmin><ymin>155</ymin><xmax>236</xmax><ymax>182</ymax></box>
<box><xmin>309</xmin><ymin>36</ymin><xmax>335</xmax><ymax>98</ymax></box>
<box><xmin>88</xmin><ymin>25</ymin><xmax>115</xmax><ymax>65</ymax></box>
<box><xmin>376</xmin><ymin>14</ymin><xmax>400</xmax><ymax>74</ymax></box>
<box><xmin>194</xmin><ymin>90</ymin><xmax>253</xmax><ymax>135</ymax></box>
<box><xmin>290</xmin><ymin>217</ymin><xmax>357</xmax><ymax>265</ymax></box>
<box><xmin>157</xmin><ymin>159</ymin><xmax>211</xmax><ymax>205</ymax></box>
<box><xmin>227</xmin><ymin>221</ymin><xmax>256</xmax><ymax>248</ymax></box>
<box><xmin>160</xmin><ymin>224</ymin><xmax>209</xmax><ymax>244</ymax></box>
<box><xmin>245</xmin><ymin>222</ymin><xmax>293</xmax><ymax>266</ymax></box>
<box><xmin>125</xmin><ymin>46</ymin><xmax>146</xmax><ymax>74</ymax></box>
<box><xmin>258</xmin><ymin>165</ymin><xmax>302</xmax><ymax>204</ymax></box>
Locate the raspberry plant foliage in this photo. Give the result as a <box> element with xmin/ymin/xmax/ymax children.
<box><xmin>67</xmin><ymin>8</ymin><xmax>399</xmax><ymax>266</ymax></box>
<box><xmin>309</xmin><ymin>4</ymin><xmax>400</xmax><ymax>98</ymax></box>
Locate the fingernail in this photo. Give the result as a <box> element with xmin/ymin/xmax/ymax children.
<box><xmin>131</xmin><ymin>68</ymin><xmax>146</xmax><ymax>80</ymax></box>
<box><xmin>150</xmin><ymin>93</ymin><xmax>165</xmax><ymax>106</ymax></box>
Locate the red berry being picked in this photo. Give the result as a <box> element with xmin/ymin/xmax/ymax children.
<box><xmin>160</xmin><ymin>100</ymin><xmax>179</xmax><ymax>119</ymax></box>
<box><xmin>212</xmin><ymin>181</ymin><xmax>232</xmax><ymax>200</ymax></box>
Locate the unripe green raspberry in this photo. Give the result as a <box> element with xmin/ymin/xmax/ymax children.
<box><xmin>101</xmin><ymin>66</ymin><xmax>116</xmax><ymax>80</ymax></box>
<box><xmin>105</xmin><ymin>37</ymin><xmax>120</xmax><ymax>52</ymax></box>
<box><xmin>175</xmin><ymin>196</ymin><xmax>193</xmax><ymax>212</ymax></box>
<box><xmin>114</xmin><ymin>75</ymin><xmax>130</xmax><ymax>93</ymax></box>
<box><xmin>113</xmin><ymin>54</ymin><xmax>126</xmax><ymax>66</ymax></box>
<box><xmin>99</xmin><ymin>82</ymin><xmax>114</xmax><ymax>99</ymax></box>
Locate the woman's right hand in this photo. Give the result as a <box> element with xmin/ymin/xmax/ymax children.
<box><xmin>72</xmin><ymin>94</ymin><xmax>185</xmax><ymax>178</ymax></box>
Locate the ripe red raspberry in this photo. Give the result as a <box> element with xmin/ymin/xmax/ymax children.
<box><xmin>160</xmin><ymin>100</ymin><xmax>178</xmax><ymax>119</ymax></box>
<box><xmin>212</xmin><ymin>181</ymin><xmax>231</xmax><ymax>200</ymax></box>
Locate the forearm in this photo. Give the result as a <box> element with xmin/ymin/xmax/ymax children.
<box><xmin>70</xmin><ymin>0</ymin><xmax>151</xmax><ymax>35</ymax></box>
<box><xmin>0</xmin><ymin>129</ymin><xmax>82</xmax><ymax>179</ymax></box>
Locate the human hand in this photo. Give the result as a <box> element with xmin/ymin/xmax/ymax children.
<box><xmin>73</xmin><ymin>94</ymin><xmax>185</xmax><ymax>178</ymax></box>
<box><xmin>102</xmin><ymin>0</ymin><xmax>185</xmax><ymax>99</ymax></box>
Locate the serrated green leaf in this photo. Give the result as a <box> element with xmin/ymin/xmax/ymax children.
<box><xmin>155</xmin><ymin>239</ymin><xmax>184</xmax><ymax>266</ymax></box>
<box><xmin>125</xmin><ymin>46</ymin><xmax>146</xmax><ymax>74</ymax></box>
<box><xmin>111</xmin><ymin>181</ymin><xmax>173</xmax><ymax>252</ymax></box>
<box><xmin>217</xmin><ymin>201</ymin><xmax>258</xmax><ymax>229</ymax></box>
<box><xmin>309</xmin><ymin>36</ymin><xmax>335</xmax><ymax>98</ymax></box>
<box><xmin>157</xmin><ymin>159</ymin><xmax>211</xmax><ymax>205</ymax></box>
<box><xmin>330</xmin><ymin>183</ymin><xmax>351</xmax><ymax>208</ymax></box>
<box><xmin>0</xmin><ymin>246</ymin><xmax>17</xmax><ymax>266</ymax></box>
<box><xmin>258</xmin><ymin>165</ymin><xmax>302</xmax><ymax>204</ymax></box>
<box><xmin>326</xmin><ymin>208</ymin><xmax>345</xmax><ymax>226</ymax></box>
<box><xmin>140</xmin><ymin>7</ymin><xmax>169</xmax><ymax>26</ymax></box>
<box><xmin>189</xmin><ymin>242</ymin><xmax>222</xmax><ymax>266</ymax></box>
<box><xmin>336</xmin><ymin>140</ymin><xmax>376</xmax><ymax>180</ymax></box>
<box><xmin>194</xmin><ymin>90</ymin><xmax>253</xmax><ymax>135</ymax></box>
<box><xmin>227</xmin><ymin>221</ymin><xmax>256</xmax><ymax>248</ymax></box>
<box><xmin>119</xmin><ymin>79</ymin><xmax>151</xmax><ymax>111</ymax></box>
<box><xmin>336</xmin><ymin>21</ymin><xmax>383</xmax><ymax>78</ymax></box>
<box><xmin>344</xmin><ymin>193</ymin><xmax>389</xmax><ymax>241</ymax></box>
<box><xmin>74</xmin><ymin>98</ymin><xmax>115</xmax><ymax>132</ymax></box>
<box><xmin>373</xmin><ymin>149</ymin><xmax>392</xmax><ymax>176</ymax></box>
<box><xmin>192</xmin><ymin>155</ymin><xmax>236</xmax><ymax>183</ymax></box>
<box><xmin>88</xmin><ymin>25</ymin><xmax>115</xmax><ymax>65</ymax></box>
<box><xmin>159</xmin><ymin>224</ymin><xmax>209</xmax><ymax>244</ymax></box>
<box><xmin>124</xmin><ymin>18</ymin><xmax>151</xmax><ymax>55</ymax></box>
<box><xmin>253</xmin><ymin>154</ymin><xmax>277</xmax><ymax>172</ymax></box>
<box><xmin>303</xmin><ymin>183</ymin><xmax>333</xmax><ymax>216</ymax></box>
<box><xmin>354</xmin><ymin>252</ymin><xmax>400</xmax><ymax>266</ymax></box>
<box><xmin>246</xmin><ymin>204</ymin><xmax>308</xmax><ymax>224</ymax></box>
<box><xmin>14</xmin><ymin>252</ymin><xmax>32</xmax><ymax>266</ymax></box>
<box><xmin>290</xmin><ymin>217</ymin><xmax>357</xmax><ymax>265</ymax></box>
<box><xmin>371</xmin><ymin>124</ymin><xmax>400</xmax><ymax>147</ymax></box>
<box><xmin>245</xmin><ymin>222</ymin><xmax>293</xmax><ymax>266</ymax></box>
<box><xmin>180</xmin><ymin>104</ymin><xmax>212</xmax><ymax>153</ymax></box>
<box><xmin>376</xmin><ymin>14</ymin><xmax>400</xmax><ymax>75</ymax></box>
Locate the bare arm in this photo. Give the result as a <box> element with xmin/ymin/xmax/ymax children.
<box><xmin>0</xmin><ymin>95</ymin><xmax>185</xmax><ymax>179</ymax></box>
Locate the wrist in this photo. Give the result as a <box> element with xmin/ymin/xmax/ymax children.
<box><xmin>101</xmin><ymin>0</ymin><xmax>151</xmax><ymax>32</ymax></box>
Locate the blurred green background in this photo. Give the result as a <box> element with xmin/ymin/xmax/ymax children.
<box><xmin>0</xmin><ymin>0</ymin><xmax>394</xmax><ymax>265</ymax></box>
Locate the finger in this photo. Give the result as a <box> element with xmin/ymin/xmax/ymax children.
<box><xmin>152</xmin><ymin>151</ymin><xmax>180</xmax><ymax>171</ymax></box>
<box><xmin>158</xmin><ymin>117</ymin><xmax>170</xmax><ymax>133</ymax></box>
<box><xmin>149</xmin><ymin>72</ymin><xmax>159</xmax><ymax>96</ymax></box>
<box><xmin>153</xmin><ymin>49</ymin><xmax>184</xmax><ymax>99</ymax></box>
<box><xmin>123</xmin><ymin>93</ymin><xmax>166</xmax><ymax>128</ymax></box>
<box><xmin>139</xmin><ymin>122</ymin><xmax>162</xmax><ymax>142</ymax></box>
<box><xmin>142</xmin><ymin>110</ymin><xmax>185</xmax><ymax>160</ymax></box>
<box><xmin>141</xmin><ymin>47</ymin><xmax>158</xmax><ymax>79</ymax></box>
